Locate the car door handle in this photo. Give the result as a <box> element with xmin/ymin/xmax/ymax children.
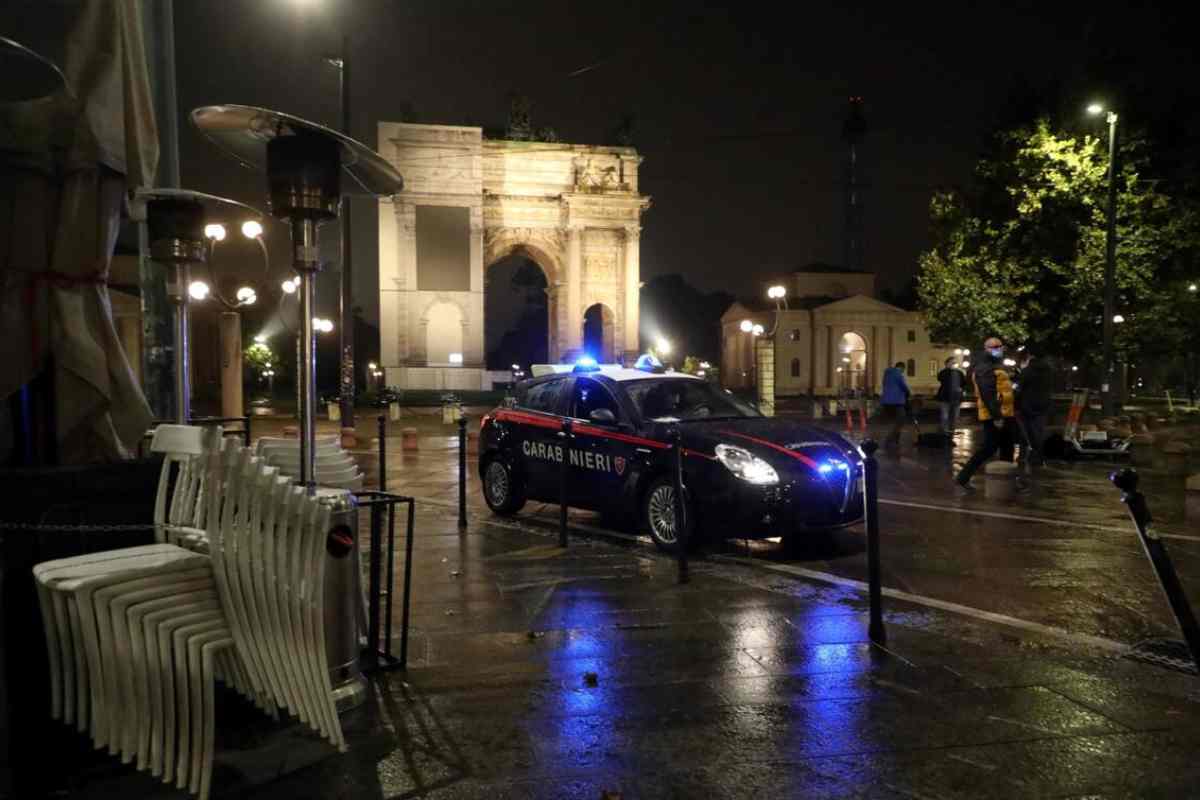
<box><xmin>635</xmin><ymin>448</ymin><xmax>653</xmax><ymax>454</ymax></box>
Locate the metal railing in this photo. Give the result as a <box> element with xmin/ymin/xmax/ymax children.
<box><xmin>356</xmin><ymin>490</ymin><xmax>416</xmax><ymax>671</ymax></box>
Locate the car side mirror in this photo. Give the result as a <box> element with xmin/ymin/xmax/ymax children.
<box><xmin>588</xmin><ymin>408</ymin><xmax>618</xmax><ymax>426</ymax></box>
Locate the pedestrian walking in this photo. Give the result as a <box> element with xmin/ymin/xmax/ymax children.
<box><xmin>881</xmin><ymin>361</ymin><xmax>911</xmax><ymax>448</ymax></box>
<box><xmin>1015</xmin><ymin>349</ymin><xmax>1053</xmax><ymax>469</ymax></box>
<box><xmin>935</xmin><ymin>356</ymin><xmax>965</xmax><ymax>438</ymax></box>
<box><xmin>955</xmin><ymin>336</ymin><xmax>1016</xmax><ymax>492</ymax></box>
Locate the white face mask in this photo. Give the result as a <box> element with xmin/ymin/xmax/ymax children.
<box><xmin>988</xmin><ymin>347</ymin><xmax>1004</xmax><ymax>359</ymax></box>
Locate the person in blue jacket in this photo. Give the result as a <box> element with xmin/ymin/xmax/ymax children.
<box><xmin>880</xmin><ymin>361</ymin><xmax>911</xmax><ymax>447</ymax></box>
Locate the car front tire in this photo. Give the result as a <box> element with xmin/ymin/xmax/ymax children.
<box><xmin>482</xmin><ymin>456</ymin><xmax>525</xmax><ymax>516</ymax></box>
<box><xmin>642</xmin><ymin>476</ymin><xmax>695</xmax><ymax>553</ymax></box>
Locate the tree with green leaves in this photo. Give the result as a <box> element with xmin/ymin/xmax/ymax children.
<box><xmin>917</xmin><ymin>120</ymin><xmax>1198</xmax><ymax>369</ymax></box>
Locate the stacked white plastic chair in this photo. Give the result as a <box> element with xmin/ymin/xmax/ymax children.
<box><xmin>34</xmin><ymin>429</ymin><xmax>346</xmax><ymax>800</ymax></box>
<box><xmin>256</xmin><ymin>434</ymin><xmax>363</xmax><ymax>489</ymax></box>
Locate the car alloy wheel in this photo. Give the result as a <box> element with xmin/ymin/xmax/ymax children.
<box><xmin>485</xmin><ymin>460</ymin><xmax>510</xmax><ymax>507</ymax></box>
<box><xmin>647</xmin><ymin>483</ymin><xmax>679</xmax><ymax>544</ymax></box>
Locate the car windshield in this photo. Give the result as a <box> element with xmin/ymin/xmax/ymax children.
<box><xmin>623</xmin><ymin>378</ymin><xmax>761</xmax><ymax>422</ymax></box>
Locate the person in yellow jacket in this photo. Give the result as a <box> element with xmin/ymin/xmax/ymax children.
<box><xmin>955</xmin><ymin>335</ymin><xmax>1016</xmax><ymax>491</ymax></box>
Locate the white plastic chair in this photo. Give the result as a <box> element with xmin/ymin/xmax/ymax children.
<box><xmin>37</xmin><ymin>440</ymin><xmax>347</xmax><ymax>799</ymax></box>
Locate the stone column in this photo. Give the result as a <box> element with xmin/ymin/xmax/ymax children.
<box><xmin>623</xmin><ymin>225</ymin><xmax>641</xmax><ymax>361</ymax></box>
<box><xmin>219</xmin><ymin>311</ymin><xmax>243</xmax><ymax>419</ymax></box>
<box><xmin>563</xmin><ymin>225</ymin><xmax>584</xmax><ymax>357</ymax></box>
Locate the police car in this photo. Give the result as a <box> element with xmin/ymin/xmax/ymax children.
<box><xmin>478</xmin><ymin>356</ymin><xmax>865</xmax><ymax>551</ymax></box>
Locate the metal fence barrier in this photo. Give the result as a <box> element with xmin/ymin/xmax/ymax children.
<box><xmin>356</xmin><ymin>490</ymin><xmax>416</xmax><ymax>671</ymax></box>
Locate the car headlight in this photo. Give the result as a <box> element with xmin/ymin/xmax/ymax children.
<box><xmin>714</xmin><ymin>444</ymin><xmax>779</xmax><ymax>485</ymax></box>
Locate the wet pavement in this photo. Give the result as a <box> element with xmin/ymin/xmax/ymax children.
<box><xmin>301</xmin><ymin>412</ymin><xmax>1200</xmax><ymax>651</ymax></box>
<box><xmin>60</xmin><ymin>414</ymin><xmax>1200</xmax><ymax>797</ymax></box>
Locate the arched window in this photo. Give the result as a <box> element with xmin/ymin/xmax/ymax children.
<box><xmin>790</xmin><ymin>358</ymin><xmax>801</xmax><ymax>377</ymax></box>
<box><xmin>906</xmin><ymin>358</ymin><xmax>916</xmax><ymax>377</ymax></box>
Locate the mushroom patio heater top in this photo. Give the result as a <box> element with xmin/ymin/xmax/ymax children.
<box><xmin>137</xmin><ymin>188</ymin><xmax>265</xmax><ymax>425</ymax></box>
<box><xmin>190</xmin><ymin>105</ymin><xmax>403</xmax><ymax>491</ymax></box>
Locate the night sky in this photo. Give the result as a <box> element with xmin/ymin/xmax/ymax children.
<box><xmin>172</xmin><ymin>1</ymin><xmax>1199</xmax><ymax>326</ymax></box>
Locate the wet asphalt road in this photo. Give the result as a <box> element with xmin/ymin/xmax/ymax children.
<box><xmin>318</xmin><ymin>414</ymin><xmax>1200</xmax><ymax>651</ymax></box>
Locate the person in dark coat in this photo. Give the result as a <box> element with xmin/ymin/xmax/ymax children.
<box><xmin>880</xmin><ymin>361</ymin><xmax>911</xmax><ymax>447</ymax></box>
<box><xmin>935</xmin><ymin>357</ymin><xmax>965</xmax><ymax>436</ymax></box>
<box><xmin>955</xmin><ymin>336</ymin><xmax>1016</xmax><ymax>491</ymax></box>
<box><xmin>1015</xmin><ymin>349</ymin><xmax>1054</xmax><ymax>467</ymax></box>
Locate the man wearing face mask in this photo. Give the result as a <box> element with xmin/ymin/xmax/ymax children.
<box><xmin>955</xmin><ymin>335</ymin><xmax>1016</xmax><ymax>491</ymax></box>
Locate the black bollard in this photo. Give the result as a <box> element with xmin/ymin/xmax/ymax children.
<box><xmin>457</xmin><ymin>415</ymin><xmax>467</xmax><ymax>531</ymax></box>
<box><xmin>377</xmin><ymin>414</ymin><xmax>387</xmax><ymax>490</ymax></box>
<box><xmin>1111</xmin><ymin>468</ymin><xmax>1200</xmax><ymax>670</ymax></box>
<box><xmin>861</xmin><ymin>439</ymin><xmax>886</xmax><ymax>646</ymax></box>
<box><xmin>559</xmin><ymin>418</ymin><xmax>572</xmax><ymax>547</ymax></box>
<box><xmin>670</xmin><ymin>427</ymin><xmax>689</xmax><ymax>584</ymax></box>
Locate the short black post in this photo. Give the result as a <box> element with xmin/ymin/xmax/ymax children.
<box><xmin>862</xmin><ymin>439</ymin><xmax>886</xmax><ymax>646</ymax></box>
<box><xmin>559</xmin><ymin>418</ymin><xmax>572</xmax><ymax>548</ymax></box>
<box><xmin>242</xmin><ymin>415</ymin><xmax>252</xmax><ymax>448</ymax></box>
<box><xmin>670</xmin><ymin>426</ymin><xmax>689</xmax><ymax>584</ymax></box>
<box><xmin>377</xmin><ymin>414</ymin><xmax>388</xmax><ymax>490</ymax></box>
<box><xmin>399</xmin><ymin>498</ymin><xmax>416</xmax><ymax>669</ymax></box>
<box><xmin>457</xmin><ymin>415</ymin><xmax>468</xmax><ymax>531</ymax></box>
<box><xmin>1111</xmin><ymin>468</ymin><xmax>1200</xmax><ymax>670</ymax></box>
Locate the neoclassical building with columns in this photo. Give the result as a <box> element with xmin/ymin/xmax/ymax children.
<box><xmin>377</xmin><ymin>122</ymin><xmax>650</xmax><ymax>390</ymax></box>
<box><xmin>720</xmin><ymin>267</ymin><xmax>962</xmax><ymax>398</ymax></box>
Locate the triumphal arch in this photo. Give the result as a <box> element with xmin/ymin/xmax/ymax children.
<box><xmin>377</xmin><ymin>121</ymin><xmax>651</xmax><ymax>390</ymax></box>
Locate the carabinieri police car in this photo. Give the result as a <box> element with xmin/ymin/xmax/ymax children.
<box><xmin>478</xmin><ymin>356</ymin><xmax>865</xmax><ymax>551</ymax></box>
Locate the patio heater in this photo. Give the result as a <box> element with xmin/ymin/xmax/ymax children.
<box><xmin>189</xmin><ymin>105</ymin><xmax>403</xmax><ymax>491</ymax></box>
<box><xmin>191</xmin><ymin>106</ymin><xmax>402</xmax><ymax>711</ymax></box>
<box><xmin>1</xmin><ymin>35</ymin><xmax>67</xmax><ymax>102</ymax></box>
<box><xmin>139</xmin><ymin>188</ymin><xmax>263</xmax><ymax>424</ymax></box>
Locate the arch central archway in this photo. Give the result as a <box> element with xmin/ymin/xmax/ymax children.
<box><xmin>484</xmin><ymin>252</ymin><xmax>551</xmax><ymax>370</ymax></box>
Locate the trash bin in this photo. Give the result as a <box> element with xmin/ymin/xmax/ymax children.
<box><xmin>327</xmin><ymin>401</ymin><xmax>341</xmax><ymax>422</ymax></box>
<box><xmin>388</xmin><ymin>401</ymin><xmax>400</xmax><ymax>421</ymax></box>
<box><xmin>314</xmin><ymin>488</ymin><xmax>366</xmax><ymax>712</ymax></box>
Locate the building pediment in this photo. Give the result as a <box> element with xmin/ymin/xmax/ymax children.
<box><xmin>812</xmin><ymin>294</ymin><xmax>907</xmax><ymax>315</ymax></box>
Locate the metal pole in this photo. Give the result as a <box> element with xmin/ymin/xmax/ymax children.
<box><xmin>293</xmin><ymin>218</ymin><xmax>318</xmax><ymax>493</ymax></box>
<box><xmin>1101</xmin><ymin>112</ymin><xmax>1119</xmax><ymax>417</ymax></box>
<box><xmin>377</xmin><ymin>414</ymin><xmax>387</xmax><ymax>490</ymax></box>
<box><xmin>365</xmin><ymin>500</ymin><xmax>382</xmax><ymax>668</ymax></box>
<box><xmin>670</xmin><ymin>427</ymin><xmax>689</xmax><ymax>584</ymax></box>
<box><xmin>558</xmin><ymin>419</ymin><xmax>571</xmax><ymax>547</ymax></box>
<box><xmin>173</xmin><ymin>262</ymin><xmax>190</xmax><ymax>424</ymax></box>
<box><xmin>1111</xmin><ymin>469</ymin><xmax>1200</xmax><ymax>670</ymax></box>
<box><xmin>457</xmin><ymin>415</ymin><xmax>468</xmax><ymax>531</ymax></box>
<box><xmin>384</xmin><ymin>500</ymin><xmax>396</xmax><ymax>657</ymax></box>
<box><xmin>399</xmin><ymin>498</ymin><xmax>415</xmax><ymax>668</ymax></box>
<box><xmin>861</xmin><ymin>439</ymin><xmax>885</xmax><ymax>645</ymax></box>
<box><xmin>337</xmin><ymin>35</ymin><xmax>356</xmax><ymax>431</ymax></box>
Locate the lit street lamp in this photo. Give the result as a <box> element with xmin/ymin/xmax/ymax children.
<box><xmin>1088</xmin><ymin>101</ymin><xmax>1119</xmax><ymax>414</ymax></box>
<box><xmin>739</xmin><ymin>319</ymin><xmax>754</xmax><ymax>333</ymax></box>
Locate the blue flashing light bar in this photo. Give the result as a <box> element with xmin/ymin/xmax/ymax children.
<box><xmin>573</xmin><ymin>355</ymin><xmax>600</xmax><ymax>373</ymax></box>
<box><xmin>634</xmin><ymin>353</ymin><xmax>663</xmax><ymax>372</ymax></box>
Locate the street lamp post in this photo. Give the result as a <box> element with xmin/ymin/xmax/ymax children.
<box><xmin>325</xmin><ymin>39</ymin><xmax>356</xmax><ymax>436</ymax></box>
<box><xmin>1089</xmin><ymin>102</ymin><xmax>1119</xmax><ymax>415</ymax></box>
